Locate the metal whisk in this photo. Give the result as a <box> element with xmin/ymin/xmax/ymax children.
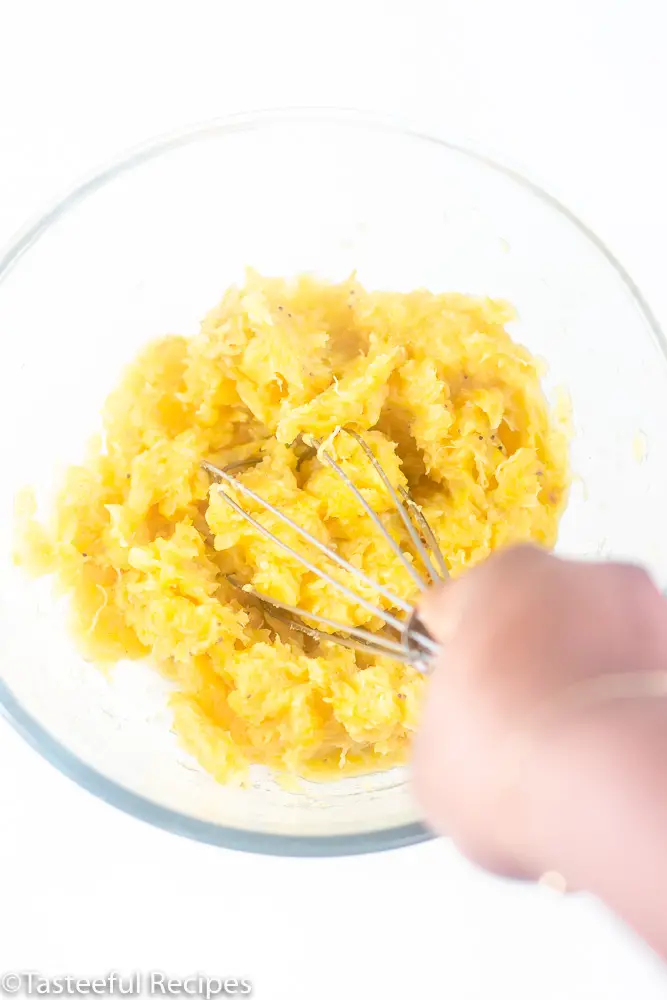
<box><xmin>202</xmin><ymin>428</ymin><xmax>446</xmax><ymax>673</ymax></box>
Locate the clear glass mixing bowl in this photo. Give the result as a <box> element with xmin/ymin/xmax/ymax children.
<box><xmin>1</xmin><ymin>110</ymin><xmax>666</xmax><ymax>856</ymax></box>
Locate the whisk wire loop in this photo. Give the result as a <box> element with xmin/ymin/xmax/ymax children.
<box><xmin>202</xmin><ymin>430</ymin><xmax>445</xmax><ymax>671</ymax></box>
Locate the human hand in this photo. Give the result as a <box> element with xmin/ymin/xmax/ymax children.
<box><xmin>412</xmin><ymin>544</ymin><xmax>667</xmax><ymax>887</ymax></box>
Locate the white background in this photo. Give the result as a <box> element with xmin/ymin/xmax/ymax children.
<box><xmin>1</xmin><ymin>2</ymin><xmax>667</xmax><ymax>997</ymax></box>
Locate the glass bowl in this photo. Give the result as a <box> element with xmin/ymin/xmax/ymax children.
<box><xmin>1</xmin><ymin>110</ymin><xmax>666</xmax><ymax>856</ymax></box>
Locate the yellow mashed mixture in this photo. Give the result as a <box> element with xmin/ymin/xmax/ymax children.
<box><xmin>15</xmin><ymin>271</ymin><xmax>568</xmax><ymax>784</ymax></box>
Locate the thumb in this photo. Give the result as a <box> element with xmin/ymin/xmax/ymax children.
<box><xmin>417</xmin><ymin>575</ymin><xmax>474</xmax><ymax>648</ymax></box>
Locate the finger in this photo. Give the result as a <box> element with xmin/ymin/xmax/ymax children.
<box><xmin>417</xmin><ymin>581</ymin><xmax>459</xmax><ymax>646</ymax></box>
<box><xmin>417</xmin><ymin>543</ymin><xmax>550</xmax><ymax>646</ymax></box>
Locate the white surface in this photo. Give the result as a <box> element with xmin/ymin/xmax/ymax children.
<box><xmin>1</xmin><ymin>1</ymin><xmax>667</xmax><ymax>996</ymax></box>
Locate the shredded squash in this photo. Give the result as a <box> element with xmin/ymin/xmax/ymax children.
<box><xmin>15</xmin><ymin>271</ymin><xmax>569</xmax><ymax>783</ymax></box>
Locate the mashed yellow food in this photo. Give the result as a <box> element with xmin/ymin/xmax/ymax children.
<box><xmin>15</xmin><ymin>271</ymin><xmax>568</xmax><ymax>783</ymax></box>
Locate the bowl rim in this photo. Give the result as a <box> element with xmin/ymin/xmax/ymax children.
<box><xmin>1</xmin><ymin>107</ymin><xmax>665</xmax><ymax>857</ymax></box>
